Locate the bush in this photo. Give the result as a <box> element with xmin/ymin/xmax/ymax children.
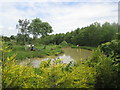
<box><xmin>85</xmin><ymin>48</ymin><xmax>119</xmax><ymax>88</ymax></box>
<box><xmin>59</xmin><ymin>41</ymin><xmax>69</xmax><ymax>47</ymax></box>
<box><xmin>100</xmin><ymin>40</ymin><xmax>120</xmax><ymax>58</ymax></box>
<box><xmin>3</xmin><ymin>58</ymin><xmax>96</xmax><ymax>88</ymax></box>
<box><xmin>2</xmin><ymin>46</ymin><xmax>96</xmax><ymax>88</ymax></box>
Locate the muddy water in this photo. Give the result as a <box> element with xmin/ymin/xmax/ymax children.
<box><xmin>19</xmin><ymin>47</ymin><xmax>92</xmax><ymax>68</ymax></box>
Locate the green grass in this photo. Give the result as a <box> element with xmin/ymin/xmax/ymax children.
<box><xmin>6</xmin><ymin>44</ymin><xmax>96</xmax><ymax>60</ymax></box>
<box><xmin>5</xmin><ymin>45</ymin><xmax>63</xmax><ymax>60</ymax></box>
<box><xmin>79</xmin><ymin>46</ymin><xmax>97</xmax><ymax>51</ymax></box>
<box><xmin>71</xmin><ymin>45</ymin><xmax>96</xmax><ymax>51</ymax></box>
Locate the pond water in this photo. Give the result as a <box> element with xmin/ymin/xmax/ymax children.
<box><xmin>19</xmin><ymin>47</ymin><xmax>92</xmax><ymax>68</ymax></box>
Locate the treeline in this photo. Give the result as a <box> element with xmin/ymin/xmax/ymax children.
<box><xmin>2</xmin><ymin>21</ymin><xmax>118</xmax><ymax>47</ymax></box>
<box><xmin>39</xmin><ymin>22</ymin><xmax>118</xmax><ymax>46</ymax></box>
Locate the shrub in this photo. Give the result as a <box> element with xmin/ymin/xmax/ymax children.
<box><xmin>85</xmin><ymin>48</ymin><xmax>119</xmax><ymax>88</ymax></box>
<box><xmin>59</xmin><ymin>41</ymin><xmax>69</xmax><ymax>47</ymax></box>
<box><xmin>100</xmin><ymin>40</ymin><xmax>120</xmax><ymax>58</ymax></box>
<box><xmin>2</xmin><ymin>45</ymin><xmax>96</xmax><ymax>88</ymax></box>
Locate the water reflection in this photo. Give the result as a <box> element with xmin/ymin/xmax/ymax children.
<box><xmin>61</xmin><ymin>47</ymin><xmax>92</xmax><ymax>62</ymax></box>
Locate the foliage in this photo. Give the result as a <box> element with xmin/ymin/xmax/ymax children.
<box><xmin>2</xmin><ymin>21</ymin><xmax>119</xmax><ymax>88</ymax></box>
<box><xmin>4</xmin><ymin>21</ymin><xmax>118</xmax><ymax>47</ymax></box>
<box><xmin>39</xmin><ymin>22</ymin><xmax>118</xmax><ymax>47</ymax></box>
<box><xmin>16</xmin><ymin>19</ymin><xmax>30</xmax><ymax>35</ymax></box>
<box><xmin>100</xmin><ymin>39</ymin><xmax>120</xmax><ymax>58</ymax></box>
<box><xmin>10</xmin><ymin>35</ymin><xmax>15</xmax><ymax>40</ymax></box>
<box><xmin>2</xmin><ymin>46</ymin><xmax>96</xmax><ymax>88</ymax></box>
<box><xmin>99</xmin><ymin>40</ymin><xmax>120</xmax><ymax>88</ymax></box>
<box><xmin>15</xmin><ymin>18</ymin><xmax>53</xmax><ymax>45</ymax></box>
<box><xmin>16</xmin><ymin>19</ymin><xmax>30</xmax><ymax>45</ymax></box>
<box><xmin>28</xmin><ymin>18</ymin><xmax>53</xmax><ymax>38</ymax></box>
<box><xmin>85</xmin><ymin>48</ymin><xmax>120</xmax><ymax>88</ymax></box>
<box><xmin>16</xmin><ymin>34</ymin><xmax>30</xmax><ymax>45</ymax></box>
<box><xmin>59</xmin><ymin>41</ymin><xmax>69</xmax><ymax>47</ymax></box>
<box><xmin>2</xmin><ymin>36</ymin><xmax>10</xmax><ymax>42</ymax></box>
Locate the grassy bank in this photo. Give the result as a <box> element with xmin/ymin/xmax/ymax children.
<box><xmin>71</xmin><ymin>45</ymin><xmax>96</xmax><ymax>51</ymax></box>
<box><xmin>79</xmin><ymin>46</ymin><xmax>96</xmax><ymax>51</ymax></box>
<box><xmin>5</xmin><ymin>43</ymin><xmax>96</xmax><ymax>60</ymax></box>
<box><xmin>5</xmin><ymin>45</ymin><xmax>63</xmax><ymax>60</ymax></box>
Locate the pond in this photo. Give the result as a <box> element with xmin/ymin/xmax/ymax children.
<box><xmin>19</xmin><ymin>47</ymin><xmax>92</xmax><ymax>68</ymax></box>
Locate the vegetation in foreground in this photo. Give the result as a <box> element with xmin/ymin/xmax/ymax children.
<box><xmin>2</xmin><ymin>45</ymin><xmax>96</xmax><ymax>88</ymax></box>
<box><xmin>2</xmin><ymin>38</ymin><xmax>120</xmax><ymax>88</ymax></box>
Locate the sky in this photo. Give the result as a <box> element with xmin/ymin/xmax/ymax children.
<box><xmin>0</xmin><ymin>0</ymin><xmax>119</xmax><ymax>37</ymax></box>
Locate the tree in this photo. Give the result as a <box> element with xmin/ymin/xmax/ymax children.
<box><xmin>10</xmin><ymin>35</ymin><xmax>15</xmax><ymax>40</ymax></box>
<box><xmin>39</xmin><ymin>22</ymin><xmax>118</xmax><ymax>46</ymax></box>
<box><xmin>2</xmin><ymin>36</ymin><xmax>10</xmax><ymax>42</ymax></box>
<box><xmin>28</xmin><ymin>18</ymin><xmax>53</xmax><ymax>39</ymax></box>
<box><xmin>16</xmin><ymin>19</ymin><xmax>30</xmax><ymax>45</ymax></box>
